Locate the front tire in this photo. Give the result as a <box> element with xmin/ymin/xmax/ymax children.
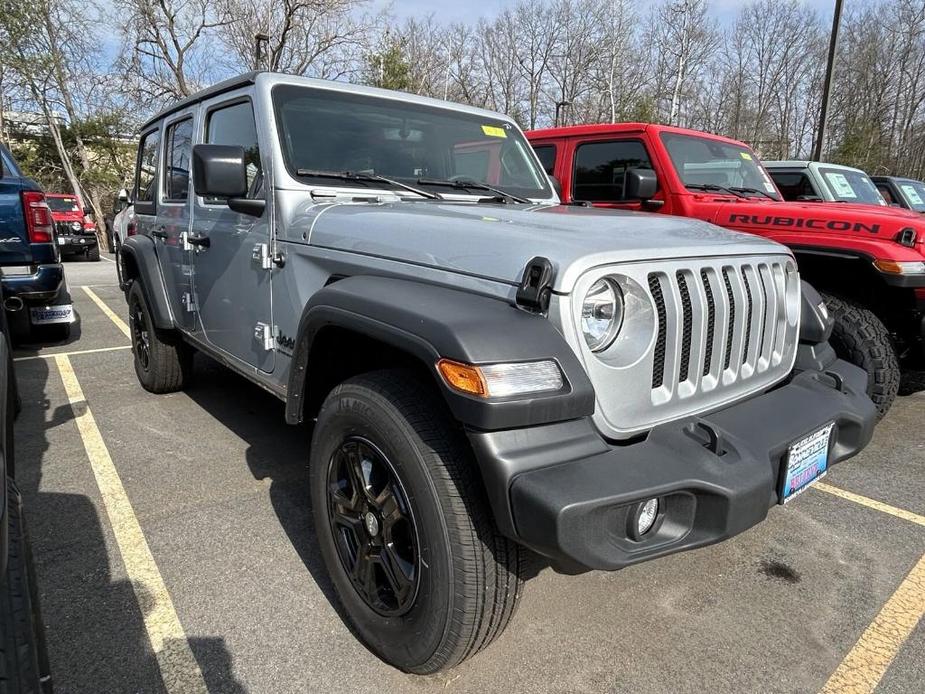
<box><xmin>823</xmin><ymin>293</ymin><xmax>900</xmax><ymax>418</ymax></box>
<box><xmin>87</xmin><ymin>245</ymin><xmax>100</xmax><ymax>262</ymax></box>
<box><xmin>127</xmin><ymin>282</ymin><xmax>192</xmax><ymax>393</ymax></box>
<box><xmin>310</xmin><ymin>370</ymin><xmax>523</xmax><ymax>673</ymax></box>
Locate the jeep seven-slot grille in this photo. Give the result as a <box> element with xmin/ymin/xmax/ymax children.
<box><xmin>648</xmin><ymin>260</ymin><xmax>789</xmax><ymax>398</ymax></box>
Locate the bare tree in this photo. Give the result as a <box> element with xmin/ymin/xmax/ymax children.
<box><xmin>120</xmin><ymin>0</ymin><xmax>229</xmax><ymax>102</ymax></box>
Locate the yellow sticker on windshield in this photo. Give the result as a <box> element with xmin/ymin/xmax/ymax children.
<box><xmin>482</xmin><ymin>125</ymin><xmax>507</xmax><ymax>138</ymax></box>
<box><xmin>740</xmin><ymin>152</ymin><xmax>753</xmax><ymax>160</ymax></box>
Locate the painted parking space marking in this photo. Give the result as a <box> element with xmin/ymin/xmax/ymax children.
<box><xmin>14</xmin><ymin>345</ymin><xmax>131</xmax><ymax>362</ymax></box>
<box><xmin>81</xmin><ymin>285</ymin><xmax>130</xmax><ymax>338</ymax></box>
<box><xmin>813</xmin><ymin>482</ymin><xmax>925</xmax><ymax>528</ymax></box>
<box><xmin>54</xmin><ymin>353</ymin><xmax>208</xmax><ymax>693</ymax></box>
<box><xmin>820</xmin><ymin>552</ymin><xmax>925</xmax><ymax>694</ymax></box>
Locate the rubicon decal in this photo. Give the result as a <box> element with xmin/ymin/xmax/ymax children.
<box><xmin>728</xmin><ymin>214</ymin><xmax>881</xmax><ymax>234</ymax></box>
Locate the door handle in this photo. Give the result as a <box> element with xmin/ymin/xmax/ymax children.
<box><xmin>187</xmin><ymin>233</ymin><xmax>211</xmax><ymax>248</ymax></box>
<box><xmin>151</xmin><ymin>228</ymin><xmax>168</xmax><ymax>240</ymax></box>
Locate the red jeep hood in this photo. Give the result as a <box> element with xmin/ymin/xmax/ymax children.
<box><xmin>697</xmin><ymin>196</ymin><xmax>925</xmax><ymax>261</ymax></box>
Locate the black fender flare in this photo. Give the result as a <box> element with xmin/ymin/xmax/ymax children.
<box><xmin>285</xmin><ymin>276</ymin><xmax>595</xmax><ymax>431</ymax></box>
<box><xmin>119</xmin><ymin>235</ymin><xmax>175</xmax><ymax>330</ymax></box>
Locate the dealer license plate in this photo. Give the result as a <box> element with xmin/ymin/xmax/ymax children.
<box><xmin>30</xmin><ymin>304</ymin><xmax>75</xmax><ymax>325</ymax></box>
<box><xmin>780</xmin><ymin>423</ymin><xmax>834</xmax><ymax>503</ymax></box>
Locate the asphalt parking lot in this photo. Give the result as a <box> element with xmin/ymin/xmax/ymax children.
<box><xmin>10</xmin><ymin>257</ymin><xmax>925</xmax><ymax>694</ymax></box>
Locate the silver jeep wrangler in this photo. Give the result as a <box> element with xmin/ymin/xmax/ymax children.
<box><xmin>120</xmin><ymin>72</ymin><xmax>877</xmax><ymax>673</ymax></box>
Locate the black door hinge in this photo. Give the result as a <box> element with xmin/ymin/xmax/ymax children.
<box><xmin>516</xmin><ymin>256</ymin><xmax>554</xmax><ymax>314</ymax></box>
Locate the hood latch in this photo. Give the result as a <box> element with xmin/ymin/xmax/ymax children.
<box><xmin>516</xmin><ymin>256</ymin><xmax>554</xmax><ymax>315</ymax></box>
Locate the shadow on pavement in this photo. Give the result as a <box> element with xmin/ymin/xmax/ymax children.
<box><xmin>13</xmin><ymin>353</ymin><xmax>244</xmax><ymax>692</ymax></box>
<box><xmin>898</xmin><ymin>368</ymin><xmax>924</xmax><ymax>396</ymax></box>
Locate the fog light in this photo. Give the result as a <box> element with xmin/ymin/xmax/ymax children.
<box><xmin>636</xmin><ymin>498</ymin><xmax>659</xmax><ymax>537</ymax></box>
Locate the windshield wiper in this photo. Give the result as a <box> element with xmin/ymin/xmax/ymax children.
<box><xmin>729</xmin><ymin>186</ymin><xmax>777</xmax><ymax>200</ymax></box>
<box><xmin>685</xmin><ymin>183</ymin><xmax>748</xmax><ymax>199</ymax></box>
<box><xmin>416</xmin><ymin>177</ymin><xmax>531</xmax><ymax>204</ymax></box>
<box><xmin>295</xmin><ymin>169</ymin><xmax>442</xmax><ymax>200</ymax></box>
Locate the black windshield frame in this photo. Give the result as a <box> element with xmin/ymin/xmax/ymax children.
<box><xmin>271</xmin><ymin>84</ymin><xmax>552</xmax><ymax>200</ymax></box>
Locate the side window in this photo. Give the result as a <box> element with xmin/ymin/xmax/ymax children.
<box><xmin>573</xmin><ymin>140</ymin><xmax>652</xmax><ymax>202</ymax></box>
<box><xmin>770</xmin><ymin>172</ymin><xmax>816</xmax><ymax>200</ymax></box>
<box><xmin>532</xmin><ymin>144</ymin><xmax>557</xmax><ymax>175</ymax></box>
<box><xmin>206</xmin><ymin>100</ymin><xmax>261</xmax><ymax>199</ymax></box>
<box><xmin>164</xmin><ymin>118</ymin><xmax>193</xmax><ymax>202</ymax></box>
<box><xmin>135</xmin><ymin>129</ymin><xmax>160</xmax><ymax>212</ymax></box>
<box><xmin>876</xmin><ymin>184</ymin><xmax>895</xmax><ymax>205</ymax></box>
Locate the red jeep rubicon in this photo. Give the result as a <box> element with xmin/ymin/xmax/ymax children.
<box><xmin>528</xmin><ymin>123</ymin><xmax>925</xmax><ymax>416</ymax></box>
<box><xmin>46</xmin><ymin>192</ymin><xmax>100</xmax><ymax>261</ymax></box>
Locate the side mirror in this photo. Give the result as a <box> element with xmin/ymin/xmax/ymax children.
<box><xmin>83</xmin><ymin>207</ymin><xmax>92</xmax><ymax>216</ymax></box>
<box><xmin>193</xmin><ymin>144</ymin><xmax>248</xmax><ymax>198</ymax></box>
<box><xmin>117</xmin><ymin>188</ymin><xmax>129</xmax><ymax>202</ymax></box>
<box><xmin>625</xmin><ymin>168</ymin><xmax>657</xmax><ymax>200</ymax></box>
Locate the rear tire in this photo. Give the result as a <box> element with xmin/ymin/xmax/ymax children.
<box><xmin>310</xmin><ymin>370</ymin><xmax>523</xmax><ymax>674</ymax></box>
<box><xmin>127</xmin><ymin>282</ymin><xmax>192</xmax><ymax>393</ymax></box>
<box><xmin>822</xmin><ymin>293</ymin><xmax>900</xmax><ymax>418</ymax></box>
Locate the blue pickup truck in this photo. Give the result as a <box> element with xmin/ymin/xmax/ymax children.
<box><xmin>0</xmin><ymin>144</ymin><xmax>73</xmax><ymax>342</ymax></box>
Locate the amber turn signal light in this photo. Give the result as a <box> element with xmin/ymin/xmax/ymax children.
<box><xmin>436</xmin><ymin>359</ymin><xmax>488</xmax><ymax>397</ymax></box>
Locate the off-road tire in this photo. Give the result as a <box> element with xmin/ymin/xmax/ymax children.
<box><xmin>310</xmin><ymin>370</ymin><xmax>524</xmax><ymax>674</ymax></box>
<box><xmin>87</xmin><ymin>245</ymin><xmax>100</xmax><ymax>262</ymax></box>
<box><xmin>822</xmin><ymin>293</ymin><xmax>900</xmax><ymax>418</ymax></box>
<box><xmin>128</xmin><ymin>282</ymin><xmax>192</xmax><ymax>394</ymax></box>
<box><xmin>0</xmin><ymin>481</ymin><xmax>44</xmax><ymax>694</ymax></box>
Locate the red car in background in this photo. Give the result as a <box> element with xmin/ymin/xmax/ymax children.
<box><xmin>528</xmin><ymin>123</ymin><xmax>925</xmax><ymax>417</ymax></box>
<box><xmin>45</xmin><ymin>193</ymin><xmax>100</xmax><ymax>261</ymax></box>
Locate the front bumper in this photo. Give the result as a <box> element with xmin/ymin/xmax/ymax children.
<box><xmin>58</xmin><ymin>235</ymin><xmax>98</xmax><ymax>255</ymax></box>
<box><xmin>468</xmin><ymin>357</ymin><xmax>876</xmax><ymax>572</ymax></box>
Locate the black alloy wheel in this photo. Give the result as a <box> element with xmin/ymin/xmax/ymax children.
<box><xmin>326</xmin><ymin>436</ymin><xmax>419</xmax><ymax>616</ymax></box>
<box><xmin>130</xmin><ymin>298</ymin><xmax>150</xmax><ymax>372</ymax></box>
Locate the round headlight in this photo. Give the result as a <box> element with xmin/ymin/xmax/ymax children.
<box><xmin>70</xmin><ymin>221</ymin><xmax>82</xmax><ymax>231</ymax></box>
<box><xmin>581</xmin><ymin>278</ymin><xmax>623</xmax><ymax>352</ymax></box>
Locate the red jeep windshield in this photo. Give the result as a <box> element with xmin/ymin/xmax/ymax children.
<box><xmin>660</xmin><ymin>132</ymin><xmax>781</xmax><ymax>200</ymax></box>
<box><xmin>46</xmin><ymin>196</ymin><xmax>80</xmax><ymax>213</ymax></box>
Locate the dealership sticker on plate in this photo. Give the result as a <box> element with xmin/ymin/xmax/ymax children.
<box><xmin>780</xmin><ymin>423</ymin><xmax>834</xmax><ymax>503</ymax></box>
<box><xmin>30</xmin><ymin>304</ymin><xmax>75</xmax><ymax>325</ymax></box>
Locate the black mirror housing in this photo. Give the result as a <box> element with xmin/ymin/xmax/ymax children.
<box><xmin>625</xmin><ymin>168</ymin><xmax>658</xmax><ymax>200</ymax></box>
<box><xmin>193</xmin><ymin>144</ymin><xmax>248</xmax><ymax>198</ymax></box>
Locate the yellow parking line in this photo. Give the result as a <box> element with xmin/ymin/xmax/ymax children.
<box><xmin>821</xmin><ymin>552</ymin><xmax>925</xmax><ymax>694</ymax></box>
<box><xmin>14</xmin><ymin>345</ymin><xmax>131</xmax><ymax>362</ymax></box>
<box><xmin>813</xmin><ymin>482</ymin><xmax>925</xmax><ymax>528</ymax></box>
<box><xmin>81</xmin><ymin>285</ymin><xmax>130</xmax><ymax>338</ymax></box>
<box><xmin>54</xmin><ymin>354</ymin><xmax>207</xmax><ymax>693</ymax></box>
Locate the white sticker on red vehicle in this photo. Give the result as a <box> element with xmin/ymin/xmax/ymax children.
<box><xmin>825</xmin><ymin>172</ymin><xmax>857</xmax><ymax>199</ymax></box>
<box><xmin>30</xmin><ymin>304</ymin><xmax>75</xmax><ymax>325</ymax></box>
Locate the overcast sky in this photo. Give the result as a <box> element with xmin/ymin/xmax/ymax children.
<box><xmin>368</xmin><ymin>0</ymin><xmax>840</xmax><ymax>25</ymax></box>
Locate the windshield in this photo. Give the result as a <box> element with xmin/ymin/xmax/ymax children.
<box><xmin>660</xmin><ymin>132</ymin><xmax>781</xmax><ymax>200</ymax></box>
<box><xmin>819</xmin><ymin>167</ymin><xmax>885</xmax><ymax>205</ymax></box>
<box><xmin>272</xmin><ymin>85</ymin><xmax>551</xmax><ymax>200</ymax></box>
<box><xmin>47</xmin><ymin>196</ymin><xmax>80</xmax><ymax>213</ymax></box>
<box><xmin>895</xmin><ymin>180</ymin><xmax>925</xmax><ymax>211</ymax></box>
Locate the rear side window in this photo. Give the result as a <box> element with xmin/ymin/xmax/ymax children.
<box><xmin>875</xmin><ymin>184</ymin><xmax>895</xmax><ymax>205</ymax></box>
<box><xmin>769</xmin><ymin>171</ymin><xmax>817</xmax><ymax>200</ymax></box>
<box><xmin>206</xmin><ymin>100</ymin><xmax>262</xmax><ymax>198</ymax></box>
<box><xmin>533</xmin><ymin>144</ymin><xmax>557</xmax><ymax>175</ymax></box>
<box><xmin>573</xmin><ymin>140</ymin><xmax>652</xmax><ymax>201</ymax></box>
<box><xmin>164</xmin><ymin>118</ymin><xmax>193</xmax><ymax>202</ymax></box>
<box><xmin>135</xmin><ymin>129</ymin><xmax>160</xmax><ymax>212</ymax></box>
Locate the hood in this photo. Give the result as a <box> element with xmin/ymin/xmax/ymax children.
<box><xmin>697</xmin><ymin>195</ymin><xmax>925</xmax><ymax>258</ymax></box>
<box><xmin>300</xmin><ymin>201</ymin><xmax>790</xmax><ymax>292</ymax></box>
